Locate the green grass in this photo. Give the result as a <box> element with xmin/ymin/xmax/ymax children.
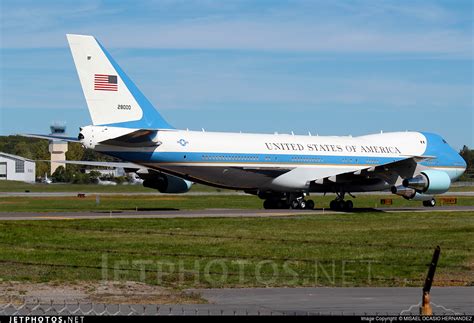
<box><xmin>0</xmin><ymin>180</ymin><xmax>229</xmax><ymax>193</ymax></box>
<box><xmin>0</xmin><ymin>212</ymin><xmax>472</xmax><ymax>288</ymax></box>
<box><xmin>0</xmin><ymin>194</ymin><xmax>473</xmax><ymax>212</ymax></box>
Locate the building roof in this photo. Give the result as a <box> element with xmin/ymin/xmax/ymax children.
<box><xmin>0</xmin><ymin>152</ymin><xmax>35</xmax><ymax>163</ymax></box>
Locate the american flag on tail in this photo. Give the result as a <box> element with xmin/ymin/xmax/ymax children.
<box><xmin>94</xmin><ymin>74</ymin><xmax>118</xmax><ymax>91</ymax></box>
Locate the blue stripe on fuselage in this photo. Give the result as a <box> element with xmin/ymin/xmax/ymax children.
<box><xmin>103</xmin><ymin>151</ymin><xmax>404</xmax><ymax>166</ymax></box>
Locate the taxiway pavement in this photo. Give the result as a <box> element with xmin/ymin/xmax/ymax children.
<box><xmin>0</xmin><ymin>206</ymin><xmax>473</xmax><ymax>220</ymax></box>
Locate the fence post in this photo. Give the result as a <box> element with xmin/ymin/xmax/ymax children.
<box><xmin>420</xmin><ymin>246</ymin><xmax>440</xmax><ymax>315</ymax></box>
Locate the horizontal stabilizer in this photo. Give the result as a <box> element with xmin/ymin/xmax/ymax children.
<box><xmin>98</xmin><ymin>129</ymin><xmax>161</xmax><ymax>147</ymax></box>
<box><xmin>38</xmin><ymin>160</ymin><xmax>143</xmax><ymax>170</ymax></box>
<box><xmin>21</xmin><ymin>134</ymin><xmax>80</xmax><ymax>142</ymax></box>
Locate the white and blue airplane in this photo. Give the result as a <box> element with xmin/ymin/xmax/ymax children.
<box><xmin>26</xmin><ymin>34</ymin><xmax>466</xmax><ymax>210</ymax></box>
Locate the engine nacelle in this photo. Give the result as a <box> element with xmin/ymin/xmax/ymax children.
<box><xmin>402</xmin><ymin>170</ymin><xmax>451</xmax><ymax>195</ymax></box>
<box><xmin>142</xmin><ymin>172</ymin><xmax>192</xmax><ymax>193</ymax></box>
<box><xmin>391</xmin><ymin>185</ymin><xmax>416</xmax><ymax>199</ymax></box>
<box><xmin>391</xmin><ymin>185</ymin><xmax>434</xmax><ymax>201</ymax></box>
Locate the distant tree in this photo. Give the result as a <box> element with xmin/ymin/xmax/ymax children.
<box><xmin>114</xmin><ymin>176</ymin><xmax>127</xmax><ymax>184</ymax></box>
<box><xmin>88</xmin><ymin>170</ymin><xmax>101</xmax><ymax>182</ymax></box>
<box><xmin>459</xmin><ymin>145</ymin><xmax>473</xmax><ymax>180</ymax></box>
<box><xmin>460</xmin><ymin>145</ymin><xmax>471</xmax><ymax>163</ymax></box>
<box><xmin>72</xmin><ymin>172</ymin><xmax>91</xmax><ymax>184</ymax></box>
<box><xmin>13</xmin><ymin>141</ymin><xmax>34</xmax><ymax>160</ymax></box>
<box><xmin>51</xmin><ymin>166</ymin><xmax>67</xmax><ymax>182</ymax></box>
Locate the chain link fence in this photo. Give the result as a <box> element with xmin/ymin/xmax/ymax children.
<box><xmin>0</xmin><ymin>301</ymin><xmax>468</xmax><ymax>316</ymax></box>
<box><xmin>0</xmin><ymin>301</ymin><xmax>300</xmax><ymax>316</ymax></box>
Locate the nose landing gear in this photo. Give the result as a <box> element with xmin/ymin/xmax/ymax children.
<box><xmin>423</xmin><ymin>198</ymin><xmax>436</xmax><ymax>207</ymax></box>
<box><xmin>290</xmin><ymin>196</ymin><xmax>315</xmax><ymax>210</ymax></box>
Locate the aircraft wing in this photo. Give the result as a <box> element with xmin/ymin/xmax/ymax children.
<box><xmin>270</xmin><ymin>155</ymin><xmax>429</xmax><ymax>189</ymax></box>
<box><xmin>270</xmin><ymin>165</ymin><xmax>367</xmax><ymax>188</ymax></box>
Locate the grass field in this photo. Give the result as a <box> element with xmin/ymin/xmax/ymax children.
<box><xmin>1</xmin><ymin>194</ymin><xmax>474</xmax><ymax>212</ymax></box>
<box><xmin>0</xmin><ymin>180</ymin><xmax>225</xmax><ymax>193</ymax></box>
<box><xmin>0</xmin><ymin>212</ymin><xmax>472</xmax><ymax>289</ymax></box>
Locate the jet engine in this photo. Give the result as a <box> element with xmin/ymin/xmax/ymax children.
<box><xmin>390</xmin><ymin>186</ymin><xmax>434</xmax><ymax>201</ymax></box>
<box><xmin>141</xmin><ymin>171</ymin><xmax>192</xmax><ymax>193</ymax></box>
<box><xmin>402</xmin><ymin>170</ymin><xmax>451</xmax><ymax>195</ymax></box>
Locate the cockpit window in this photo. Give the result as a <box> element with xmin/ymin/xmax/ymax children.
<box><xmin>442</xmin><ymin>139</ymin><xmax>447</xmax><ymax>144</ymax></box>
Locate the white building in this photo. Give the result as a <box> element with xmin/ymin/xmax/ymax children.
<box><xmin>0</xmin><ymin>152</ymin><xmax>36</xmax><ymax>183</ymax></box>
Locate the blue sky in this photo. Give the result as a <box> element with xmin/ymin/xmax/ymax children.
<box><xmin>0</xmin><ymin>0</ymin><xmax>472</xmax><ymax>149</ymax></box>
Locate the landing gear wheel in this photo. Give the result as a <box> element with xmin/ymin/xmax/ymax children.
<box><xmin>337</xmin><ymin>200</ymin><xmax>345</xmax><ymax>210</ymax></box>
<box><xmin>423</xmin><ymin>199</ymin><xmax>436</xmax><ymax>207</ymax></box>
<box><xmin>299</xmin><ymin>200</ymin><xmax>306</xmax><ymax>210</ymax></box>
<box><xmin>263</xmin><ymin>199</ymin><xmax>273</xmax><ymax>209</ymax></box>
<box><xmin>344</xmin><ymin>200</ymin><xmax>353</xmax><ymax>211</ymax></box>
<box><xmin>330</xmin><ymin>199</ymin><xmax>353</xmax><ymax>211</ymax></box>
<box><xmin>277</xmin><ymin>200</ymin><xmax>288</xmax><ymax>209</ymax></box>
<box><xmin>305</xmin><ymin>199</ymin><xmax>315</xmax><ymax>210</ymax></box>
<box><xmin>290</xmin><ymin>200</ymin><xmax>300</xmax><ymax>209</ymax></box>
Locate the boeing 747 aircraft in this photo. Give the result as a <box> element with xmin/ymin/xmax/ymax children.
<box><xmin>25</xmin><ymin>34</ymin><xmax>467</xmax><ymax>210</ymax></box>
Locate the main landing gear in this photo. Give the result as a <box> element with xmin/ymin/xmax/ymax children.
<box><xmin>262</xmin><ymin>193</ymin><xmax>315</xmax><ymax>210</ymax></box>
<box><xmin>422</xmin><ymin>198</ymin><xmax>436</xmax><ymax>207</ymax></box>
<box><xmin>329</xmin><ymin>192</ymin><xmax>354</xmax><ymax>211</ymax></box>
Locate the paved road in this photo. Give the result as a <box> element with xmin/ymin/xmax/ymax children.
<box><xmin>1</xmin><ymin>287</ymin><xmax>471</xmax><ymax>315</ymax></box>
<box><xmin>187</xmin><ymin>287</ymin><xmax>473</xmax><ymax>315</ymax></box>
<box><xmin>0</xmin><ymin>206</ymin><xmax>473</xmax><ymax>220</ymax></box>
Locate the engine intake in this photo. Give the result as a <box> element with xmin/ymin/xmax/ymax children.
<box><xmin>402</xmin><ymin>170</ymin><xmax>451</xmax><ymax>195</ymax></box>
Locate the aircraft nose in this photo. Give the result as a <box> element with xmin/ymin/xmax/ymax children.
<box><xmin>461</xmin><ymin>155</ymin><xmax>467</xmax><ymax>171</ymax></box>
<box><xmin>457</xmin><ymin>153</ymin><xmax>467</xmax><ymax>177</ymax></box>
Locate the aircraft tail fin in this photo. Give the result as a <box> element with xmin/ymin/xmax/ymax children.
<box><xmin>66</xmin><ymin>34</ymin><xmax>174</xmax><ymax>129</ymax></box>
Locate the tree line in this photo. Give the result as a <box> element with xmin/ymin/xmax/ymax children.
<box><xmin>460</xmin><ymin>145</ymin><xmax>474</xmax><ymax>180</ymax></box>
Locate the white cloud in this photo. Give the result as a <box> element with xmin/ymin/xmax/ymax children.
<box><xmin>0</xmin><ymin>1</ymin><xmax>471</xmax><ymax>58</ymax></box>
